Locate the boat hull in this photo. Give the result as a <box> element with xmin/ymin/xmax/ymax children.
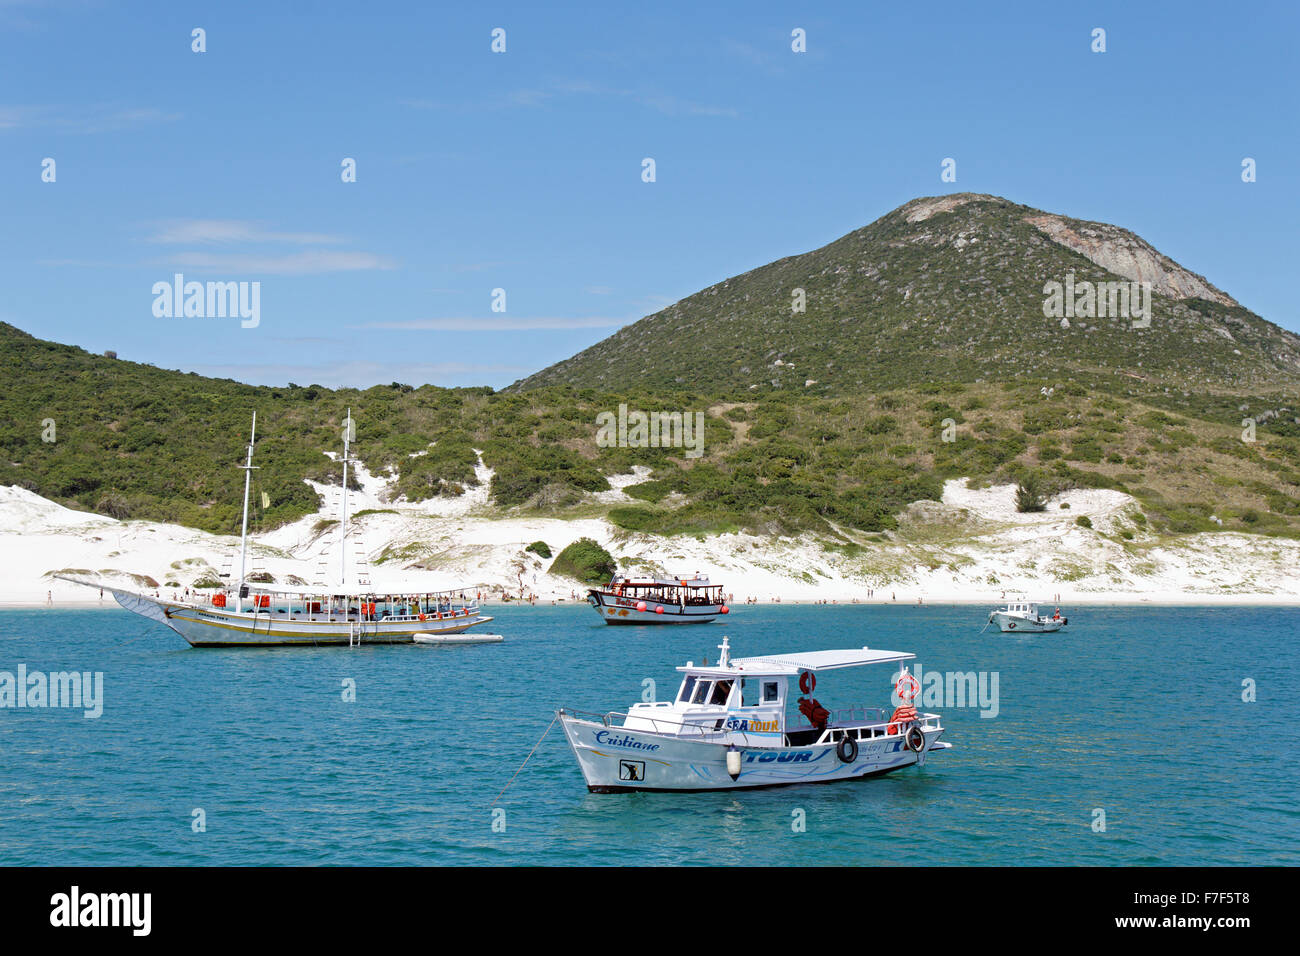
<box><xmin>559</xmin><ymin>713</ymin><xmax>944</xmax><ymax>792</ymax></box>
<box><xmin>587</xmin><ymin>591</ymin><xmax>723</xmax><ymax>625</ymax></box>
<box><xmin>106</xmin><ymin>587</ymin><xmax>493</xmax><ymax>647</ymax></box>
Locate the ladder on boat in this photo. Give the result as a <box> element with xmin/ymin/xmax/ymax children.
<box><xmin>310</xmin><ymin>486</ymin><xmax>372</xmax><ymax>589</ymax></box>
<box><xmin>219</xmin><ymin>550</ymin><xmax>265</xmax><ymax>584</ymax></box>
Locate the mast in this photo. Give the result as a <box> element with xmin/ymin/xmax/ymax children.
<box><xmin>236</xmin><ymin>411</ymin><xmax>258</xmax><ymax>612</ymax></box>
<box><xmin>340</xmin><ymin>409</ymin><xmax>354</xmax><ymax>588</ymax></box>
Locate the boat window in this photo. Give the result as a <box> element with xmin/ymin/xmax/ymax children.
<box><xmin>740</xmin><ymin>678</ymin><xmax>754</xmax><ymax>706</ymax></box>
<box><xmin>762</xmin><ymin>681</ymin><xmax>780</xmax><ymax>703</ymax></box>
<box><xmin>691</xmin><ymin>680</ymin><xmax>713</xmax><ymax>705</ymax></box>
<box><xmin>678</xmin><ymin>676</ymin><xmax>697</xmax><ymax>703</ymax></box>
<box><xmin>710</xmin><ymin>680</ymin><xmax>733</xmax><ymax>706</ymax></box>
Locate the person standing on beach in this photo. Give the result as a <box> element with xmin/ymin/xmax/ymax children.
<box><xmin>47</xmin><ymin>590</ymin><xmax>53</xmax><ymax>606</ymax></box>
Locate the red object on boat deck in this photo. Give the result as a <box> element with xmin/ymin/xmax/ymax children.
<box><xmin>798</xmin><ymin>696</ymin><xmax>830</xmax><ymax>731</ymax></box>
<box><xmin>887</xmin><ymin>704</ymin><xmax>917</xmax><ymax>734</ymax></box>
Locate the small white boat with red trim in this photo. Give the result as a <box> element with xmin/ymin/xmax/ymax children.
<box><xmin>989</xmin><ymin>601</ymin><xmax>1067</xmax><ymax>633</ymax></box>
<box><xmin>587</xmin><ymin>573</ymin><xmax>729</xmax><ymax>625</ymax></box>
<box><xmin>558</xmin><ymin>637</ymin><xmax>949</xmax><ymax>792</ymax></box>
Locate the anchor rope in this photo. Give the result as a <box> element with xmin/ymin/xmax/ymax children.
<box><xmin>490</xmin><ymin>712</ymin><xmax>560</xmax><ymax>807</ymax></box>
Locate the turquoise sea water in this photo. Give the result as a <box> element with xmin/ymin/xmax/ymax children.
<box><xmin>0</xmin><ymin>604</ymin><xmax>1296</xmax><ymax>866</ymax></box>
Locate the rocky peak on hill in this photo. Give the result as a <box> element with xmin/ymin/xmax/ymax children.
<box><xmin>513</xmin><ymin>194</ymin><xmax>1299</xmax><ymax>394</ymax></box>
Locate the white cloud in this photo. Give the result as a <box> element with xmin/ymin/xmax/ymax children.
<box><xmin>0</xmin><ymin>104</ymin><xmax>183</xmax><ymax>134</ymax></box>
<box><xmin>166</xmin><ymin>250</ymin><xmax>396</xmax><ymax>275</ymax></box>
<box><xmin>148</xmin><ymin>220</ymin><xmax>344</xmax><ymax>245</ymax></box>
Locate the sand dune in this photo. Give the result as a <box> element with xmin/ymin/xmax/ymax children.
<box><xmin>5</xmin><ymin>462</ymin><xmax>1298</xmax><ymax>609</ymax></box>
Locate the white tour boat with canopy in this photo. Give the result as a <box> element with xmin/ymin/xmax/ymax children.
<box><xmin>59</xmin><ymin>411</ymin><xmax>495</xmax><ymax>647</ymax></box>
<box><xmin>558</xmin><ymin>637</ymin><xmax>949</xmax><ymax>792</ymax></box>
<box><xmin>587</xmin><ymin>572</ymin><xmax>729</xmax><ymax>624</ymax></box>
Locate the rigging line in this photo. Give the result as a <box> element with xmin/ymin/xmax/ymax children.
<box><xmin>489</xmin><ymin>712</ymin><xmax>560</xmax><ymax>808</ymax></box>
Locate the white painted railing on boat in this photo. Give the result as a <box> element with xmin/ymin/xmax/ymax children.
<box><xmin>789</xmin><ymin>705</ymin><xmax>888</xmax><ymax>727</ymax></box>
<box><xmin>808</xmin><ymin>713</ymin><xmax>943</xmax><ymax>746</ymax></box>
<box><xmin>561</xmin><ymin>708</ymin><xmax>942</xmax><ymax>746</ymax></box>
<box><xmin>564</xmin><ymin>708</ymin><xmax>733</xmax><ymax>741</ymax></box>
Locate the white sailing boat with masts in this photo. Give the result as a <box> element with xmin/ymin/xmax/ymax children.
<box><xmin>60</xmin><ymin>410</ymin><xmax>494</xmax><ymax>647</ymax></box>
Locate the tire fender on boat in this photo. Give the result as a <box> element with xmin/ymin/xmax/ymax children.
<box><xmin>836</xmin><ymin>735</ymin><xmax>858</xmax><ymax>763</ymax></box>
<box><xmin>906</xmin><ymin>725</ymin><xmax>926</xmax><ymax>753</ymax></box>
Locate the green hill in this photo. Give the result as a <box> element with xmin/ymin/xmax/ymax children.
<box><xmin>511</xmin><ymin>193</ymin><xmax>1300</xmax><ymax>394</ymax></box>
<box><xmin>3</xmin><ymin>192</ymin><xmax>1300</xmax><ymax>543</ymax></box>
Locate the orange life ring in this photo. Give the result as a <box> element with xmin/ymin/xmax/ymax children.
<box><xmin>212</xmin><ymin>593</ymin><xmax>226</xmax><ymax>608</ymax></box>
<box><xmin>418</xmin><ymin>612</ymin><xmax>426</xmax><ymax>621</ymax></box>
<box><xmin>798</xmin><ymin>670</ymin><xmax>816</xmax><ymax>694</ymax></box>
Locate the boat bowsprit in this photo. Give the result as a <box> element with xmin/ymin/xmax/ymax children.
<box><xmin>558</xmin><ymin>636</ymin><xmax>950</xmax><ymax>792</ymax></box>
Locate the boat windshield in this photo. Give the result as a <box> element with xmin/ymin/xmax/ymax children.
<box><xmin>678</xmin><ymin>676</ymin><xmax>697</xmax><ymax>703</ymax></box>
<box><xmin>710</xmin><ymin>680</ymin><xmax>733</xmax><ymax>705</ymax></box>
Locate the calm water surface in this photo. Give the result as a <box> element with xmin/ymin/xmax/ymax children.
<box><xmin>0</xmin><ymin>604</ymin><xmax>1296</xmax><ymax>865</ymax></box>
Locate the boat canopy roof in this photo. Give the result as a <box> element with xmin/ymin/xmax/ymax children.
<box><xmin>677</xmin><ymin>646</ymin><xmax>913</xmax><ymax>676</ymax></box>
<box><xmin>611</xmin><ymin>573</ymin><xmax>713</xmax><ymax>587</ymax></box>
<box><xmin>234</xmin><ymin>581</ymin><xmax>474</xmax><ymax>598</ymax></box>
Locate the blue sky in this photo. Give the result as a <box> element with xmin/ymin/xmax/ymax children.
<box><xmin>3</xmin><ymin>0</ymin><xmax>1296</xmax><ymax>389</ymax></box>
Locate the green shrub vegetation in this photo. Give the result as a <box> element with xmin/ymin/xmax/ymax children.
<box><xmin>3</xmin><ymin>319</ymin><xmax>1299</xmax><ymax>542</ymax></box>
<box><xmin>549</xmin><ymin>537</ymin><xmax>616</xmax><ymax>583</ymax></box>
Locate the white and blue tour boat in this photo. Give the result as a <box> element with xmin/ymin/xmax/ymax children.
<box><xmin>558</xmin><ymin>637</ymin><xmax>949</xmax><ymax>792</ymax></box>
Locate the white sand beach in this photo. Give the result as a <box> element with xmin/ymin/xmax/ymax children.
<box><xmin>4</xmin><ymin>457</ymin><xmax>1299</xmax><ymax>609</ymax></box>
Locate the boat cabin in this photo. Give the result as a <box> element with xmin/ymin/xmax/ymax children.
<box><xmin>600</xmin><ymin>573</ymin><xmax>725</xmax><ymax>606</ymax></box>
<box><xmin>620</xmin><ymin>638</ymin><xmax>923</xmax><ymax>746</ymax></box>
<box><xmin>1005</xmin><ymin>602</ymin><xmax>1039</xmax><ymax>618</ymax></box>
<box><xmin>209</xmin><ymin>583</ymin><xmax>478</xmax><ymax>621</ymax></box>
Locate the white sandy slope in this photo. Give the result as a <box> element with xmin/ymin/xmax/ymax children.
<box><xmin>4</xmin><ymin>458</ymin><xmax>1299</xmax><ymax>607</ymax></box>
